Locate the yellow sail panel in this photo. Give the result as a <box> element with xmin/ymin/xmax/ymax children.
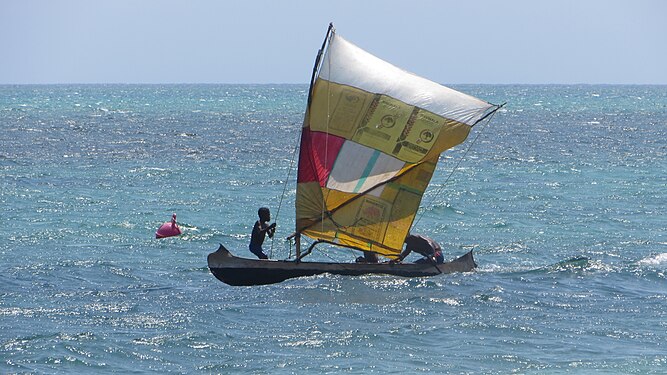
<box><xmin>308</xmin><ymin>79</ymin><xmax>374</xmax><ymax>139</ymax></box>
<box><xmin>309</xmin><ymin>79</ymin><xmax>473</xmax><ymax>164</ymax></box>
<box><xmin>352</xmin><ymin>94</ymin><xmax>415</xmax><ymax>160</ymax></box>
<box><xmin>295</xmin><ymin>181</ymin><xmax>324</xmax><ymax>229</ymax></box>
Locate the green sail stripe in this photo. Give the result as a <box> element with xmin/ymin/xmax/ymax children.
<box><xmin>352</xmin><ymin>149</ymin><xmax>380</xmax><ymax>193</ymax></box>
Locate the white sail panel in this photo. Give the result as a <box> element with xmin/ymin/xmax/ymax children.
<box><xmin>326</xmin><ymin>141</ymin><xmax>405</xmax><ymax>194</ymax></box>
<box><xmin>319</xmin><ymin>34</ymin><xmax>494</xmax><ymax>126</ymax></box>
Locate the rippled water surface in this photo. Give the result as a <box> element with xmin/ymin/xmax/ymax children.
<box><xmin>1</xmin><ymin>84</ymin><xmax>666</xmax><ymax>373</ymax></box>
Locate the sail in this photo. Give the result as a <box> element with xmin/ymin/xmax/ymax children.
<box><xmin>296</xmin><ymin>27</ymin><xmax>498</xmax><ymax>258</ymax></box>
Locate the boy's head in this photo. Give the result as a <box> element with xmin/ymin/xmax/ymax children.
<box><xmin>258</xmin><ymin>207</ymin><xmax>271</xmax><ymax>221</ymax></box>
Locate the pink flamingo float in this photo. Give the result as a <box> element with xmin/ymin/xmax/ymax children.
<box><xmin>156</xmin><ymin>213</ymin><xmax>182</xmax><ymax>239</ymax></box>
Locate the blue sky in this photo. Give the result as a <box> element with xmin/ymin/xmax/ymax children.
<box><xmin>1</xmin><ymin>0</ymin><xmax>665</xmax><ymax>84</ymax></box>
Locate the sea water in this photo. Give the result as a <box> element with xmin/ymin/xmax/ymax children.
<box><xmin>1</xmin><ymin>84</ymin><xmax>666</xmax><ymax>374</ymax></box>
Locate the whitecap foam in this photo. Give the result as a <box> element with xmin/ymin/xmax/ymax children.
<box><xmin>638</xmin><ymin>253</ymin><xmax>667</xmax><ymax>266</ymax></box>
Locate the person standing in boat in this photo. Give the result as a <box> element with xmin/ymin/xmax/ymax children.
<box><xmin>249</xmin><ymin>207</ymin><xmax>276</xmax><ymax>260</ymax></box>
<box><xmin>392</xmin><ymin>234</ymin><xmax>444</xmax><ymax>264</ymax></box>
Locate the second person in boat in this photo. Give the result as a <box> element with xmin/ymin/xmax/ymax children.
<box><xmin>391</xmin><ymin>234</ymin><xmax>444</xmax><ymax>264</ymax></box>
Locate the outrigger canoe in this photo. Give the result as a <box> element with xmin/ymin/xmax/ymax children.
<box><xmin>207</xmin><ymin>24</ymin><xmax>500</xmax><ymax>287</ymax></box>
<box><xmin>208</xmin><ymin>245</ymin><xmax>476</xmax><ymax>286</ymax></box>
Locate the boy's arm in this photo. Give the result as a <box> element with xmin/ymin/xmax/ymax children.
<box><xmin>259</xmin><ymin>222</ymin><xmax>276</xmax><ymax>233</ymax></box>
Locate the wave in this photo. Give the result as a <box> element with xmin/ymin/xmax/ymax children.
<box><xmin>514</xmin><ymin>256</ymin><xmax>606</xmax><ymax>275</ymax></box>
<box><xmin>548</xmin><ymin>256</ymin><xmax>591</xmax><ymax>271</ymax></box>
<box><xmin>479</xmin><ymin>253</ymin><xmax>667</xmax><ymax>281</ymax></box>
<box><xmin>637</xmin><ymin>253</ymin><xmax>667</xmax><ymax>267</ymax></box>
<box><xmin>477</xmin><ymin>255</ymin><xmax>593</xmax><ymax>274</ymax></box>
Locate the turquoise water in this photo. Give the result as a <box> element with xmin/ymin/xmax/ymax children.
<box><xmin>1</xmin><ymin>84</ymin><xmax>666</xmax><ymax>373</ymax></box>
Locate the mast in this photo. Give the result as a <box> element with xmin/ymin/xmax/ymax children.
<box><xmin>295</xmin><ymin>23</ymin><xmax>335</xmax><ymax>259</ymax></box>
<box><xmin>306</xmin><ymin>23</ymin><xmax>334</xmax><ymax>109</ymax></box>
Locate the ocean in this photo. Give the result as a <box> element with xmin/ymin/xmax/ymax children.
<box><xmin>1</xmin><ymin>84</ymin><xmax>666</xmax><ymax>374</ymax></box>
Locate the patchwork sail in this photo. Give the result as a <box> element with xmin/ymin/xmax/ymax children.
<box><xmin>296</xmin><ymin>26</ymin><xmax>499</xmax><ymax>258</ymax></box>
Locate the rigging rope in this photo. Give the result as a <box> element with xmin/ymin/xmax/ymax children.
<box><xmin>270</xmin><ymin>126</ymin><xmax>301</xmax><ymax>258</ymax></box>
<box><xmin>309</xmin><ymin>240</ymin><xmax>360</xmax><ymax>263</ymax></box>
<box><xmin>271</xmin><ymin>25</ymin><xmax>335</xmax><ymax>258</ymax></box>
<box><xmin>412</xmin><ymin>105</ymin><xmax>503</xmax><ymax>230</ymax></box>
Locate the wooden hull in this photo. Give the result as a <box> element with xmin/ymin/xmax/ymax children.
<box><xmin>207</xmin><ymin>244</ymin><xmax>477</xmax><ymax>286</ymax></box>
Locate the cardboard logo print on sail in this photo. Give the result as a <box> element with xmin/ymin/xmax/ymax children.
<box><xmin>350</xmin><ymin>198</ymin><xmax>388</xmax><ymax>244</ymax></box>
<box><xmin>328</xmin><ymin>86</ymin><xmax>370</xmax><ymax>135</ymax></box>
<box><xmin>391</xmin><ymin>107</ymin><xmax>444</xmax><ymax>163</ymax></box>
<box><xmin>353</xmin><ymin>95</ymin><xmax>409</xmax><ymax>158</ymax></box>
<box><xmin>319</xmin><ymin>81</ymin><xmax>443</xmax><ymax>165</ymax></box>
<box><xmin>354</xmin><ymin>94</ymin><xmax>443</xmax><ymax>164</ymax></box>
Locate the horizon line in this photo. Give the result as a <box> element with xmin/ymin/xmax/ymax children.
<box><xmin>1</xmin><ymin>82</ymin><xmax>666</xmax><ymax>86</ymax></box>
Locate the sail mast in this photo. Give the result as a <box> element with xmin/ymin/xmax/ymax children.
<box><xmin>306</xmin><ymin>23</ymin><xmax>334</xmax><ymax>110</ymax></box>
<box><xmin>295</xmin><ymin>23</ymin><xmax>335</xmax><ymax>259</ymax></box>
